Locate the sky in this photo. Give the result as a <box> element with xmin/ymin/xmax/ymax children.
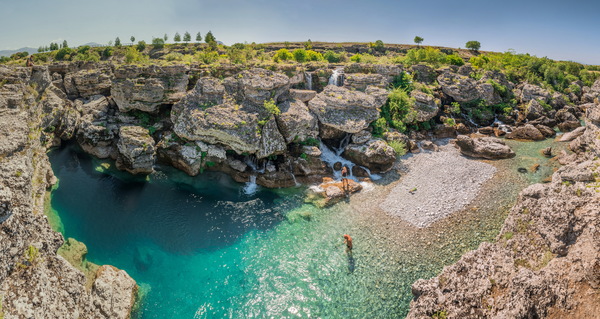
<box><xmin>1</xmin><ymin>0</ymin><xmax>599</xmax><ymax>64</ymax></box>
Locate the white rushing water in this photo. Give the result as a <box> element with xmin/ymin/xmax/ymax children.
<box><xmin>304</xmin><ymin>72</ymin><xmax>313</xmax><ymax>90</ymax></box>
<box><xmin>242</xmin><ymin>156</ymin><xmax>265</xmax><ymax>195</ymax></box>
<box><xmin>328</xmin><ymin>69</ymin><xmax>344</xmax><ymax>86</ymax></box>
<box><xmin>318</xmin><ymin>135</ymin><xmax>381</xmax><ymax>181</ymax></box>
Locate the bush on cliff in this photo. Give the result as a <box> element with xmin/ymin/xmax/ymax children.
<box><xmin>273</xmin><ymin>49</ymin><xmax>293</xmax><ymax>62</ymax></box>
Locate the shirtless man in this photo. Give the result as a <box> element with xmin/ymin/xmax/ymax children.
<box><xmin>343</xmin><ymin>234</ymin><xmax>353</xmax><ymax>256</ymax></box>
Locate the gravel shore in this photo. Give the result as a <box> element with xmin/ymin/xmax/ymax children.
<box><xmin>379</xmin><ymin>142</ymin><xmax>496</xmax><ymax>228</ymax></box>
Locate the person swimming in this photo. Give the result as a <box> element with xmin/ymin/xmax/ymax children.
<box><xmin>343</xmin><ymin>234</ymin><xmax>353</xmax><ymax>255</ymax></box>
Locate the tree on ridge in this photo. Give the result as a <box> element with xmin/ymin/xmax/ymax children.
<box><xmin>414</xmin><ymin>36</ymin><xmax>424</xmax><ymax>46</ymax></box>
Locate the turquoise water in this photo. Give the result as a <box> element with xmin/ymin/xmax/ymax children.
<box><xmin>50</xmin><ymin>145</ymin><xmax>445</xmax><ymax>318</ymax></box>
<box><xmin>49</xmin><ymin>138</ymin><xmax>562</xmax><ymax>318</ymax></box>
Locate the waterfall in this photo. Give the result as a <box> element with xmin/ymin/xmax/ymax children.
<box><xmin>243</xmin><ymin>175</ymin><xmax>258</xmax><ymax>195</ymax></box>
<box><xmin>242</xmin><ymin>155</ymin><xmax>264</xmax><ymax>195</ymax></box>
<box><xmin>288</xmin><ymin>160</ymin><xmax>300</xmax><ymax>186</ymax></box>
<box><xmin>319</xmin><ymin>141</ymin><xmax>356</xmax><ymax>181</ymax></box>
<box><xmin>493</xmin><ymin>116</ymin><xmax>512</xmax><ymax>133</ymax></box>
<box><xmin>304</xmin><ymin>72</ymin><xmax>313</xmax><ymax>91</ymax></box>
<box><xmin>328</xmin><ymin>69</ymin><xmax>344</xmax><ymax>87</ymax></box>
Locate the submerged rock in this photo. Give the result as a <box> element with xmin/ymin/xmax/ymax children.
<box><xmin>455</xmin><ymin>135</ymin><xmax>516</xmax><ymax>159</ymax></box>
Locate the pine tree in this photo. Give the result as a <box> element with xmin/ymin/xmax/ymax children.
<box><xmin>195</xmin><ymin>32</ymin><xmax>202</xmax><ymax>43</ymax></box>
<box><xmin>115</xmin><ymin>37</ymin><xmax>121</xmax><ymax>47</ymax></box>
<box><xmin>163</xmin><ymin>34</ymin><xmax>168</xmax><ymax>42</ymax></box>
<box><xmin>62</xmin><ymin>40</ymin><xmax>68</xmax><ymax>48</ymax></box>
<box><xmin>205</xmin><ymin>31</ymin><xmax>216</xmax><ymax>44</ymax></box>
<box><xmin>174</xmin><ymin>32</ymin><xmax>181</xmax><ymax>43</ymax></box>
<box><xmin>183</xmin><ymin>31</ymin><xmax>191</xmax><ymax>43</ymax></box>
<box><xmin>131</xmin><ymin>36</ymin><xmax>135</xmax><ymax>44</ymax></box>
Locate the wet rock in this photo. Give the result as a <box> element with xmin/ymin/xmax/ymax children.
<box><xmin>157</xmin><ymin>137</ymin><xmax>226</xmax><ymax>176</ymax></box>
<box><xmin>116</xmin><ymin>126</ymin><xmax>156</xmax><ymax>175</ymax></box>
<box><xmin>343</xmin><ymin>139</ymin><xmax>396</xmax><ymax>173</ymax></box>
<box><xmin>455</xmin><ymin>135</ymin><xmax>516</xmax><ymax>159</ymax></box>
<box><xmin>275</xmin><ymin>99</ymin><xmax>319</xmax><ymax>144</ymax></box>
<box><xmin>112</xmin><ymin>64</ymin><xmax>189</xmax><ymax>113</ymax></box>
<box><xmin>421</xmin><ymin>140</ymin><xmax>438</xmax><ymax>152</ymax></box>
<box><xmin>478</xmin><ymin>126</ymin><xmax>494</xmax><ymax>135</ymax></box>
<box><xmin>91</xmin><ymin>265</ymin><xmax>138</xmax><ymax>319</ymax></box>
<box><xmin>351</xmin><ymin>165</ymin><xmax>370</xmax><ymax>177</ymax></box>
<box><xmin>76</xmin><ymin>96</ymin><xmax>118</xmax><ymax>159</ymax></box>
<box><xmin>542</xmin><ymin>147</ymin><xmax>552</xmax><ymax>157</ymax></box>
<box><xmin>557</xmin><ymin>120</ymin><xmax>580</xmax><ymax>132</ymax></box>
<box><xmin>506</xmin><ymin>124</ymin><xmax>545</xmax><ymax>141</ymax></box>
<box><xmin>308</xmin><ymin>85</ymin><xmax>386</xmax><ymax>139</ymax></box>
<box><xmin>308</xmin><ymin>178</ymin><xmax>363</xmax><ymax>207</ymax></box>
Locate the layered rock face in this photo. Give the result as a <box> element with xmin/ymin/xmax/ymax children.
<box><xmin>407</xmin><ymin>103</ymin><xmax>600</xmax><ymax>319</ymax></box>
<box><xmin>0</xmin><ymin>67</ymin><xmax>137</xmax><ymax>319</ymax></box>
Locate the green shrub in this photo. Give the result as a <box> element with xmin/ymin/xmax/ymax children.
<box><xmin>263</xmin><ymin>99</ymin><xmax>280</xmax><ymax>115</ymax></box>
<box><xmin>390</xmin><ymin>72</ymin><xmax>414</xmax><ymax>91</ymax></box>
<box><xmin>196</xmin><ymin>50</ymin><xmax>219</xmax><ymax>64</ymax></box>
<box><xmin>371</xmin><ymin>117</ymin><xmax>389</xmax><ymax>137</ymax></box>
<box><xmin>379</xmin><ymin>88</ymin><xmax>416</xmax><ymax>132</ymax></box>
<box><xmin>388</xmin><ymin>140</ymin><xmax>407</xmax><ymax>156</ymax></box>
<box><xmin>102</xmin><ymin>46</ymin><xmax>113</xmax><ymax>58</ymax></box>
<box><xmin>350</xmin><ymin>54</ymin><xmax>362</xmax><ymax>63</ymax></box>
<box><xmin>273</xmin><ymin>48</ymin><xmax>293</xmax><ymax>62</ymax></box>
<box><xmin>164</xmin><ymin>52</ymin><xmax>184</xmax><ymax>61</ymax></box>
<box><xmin>306</xmin><ymin>50</ymin><xmax>323</xmax><ymax>61</ymax></box>
<box><xmin>152</xmin><ymin>37</ymin><xmax>165</xmax><ymax>49</ymax></box>
<box><xmin>324</xmin><ymin>50</ymin><xmax>343</xmax><ymax>63</ymax></box>
<box><xmin>403</xmin><ymin>47</ymin><xmax>447</xmax><ymax>67</ymax></box>
<box><xmin>292</xmin><ymin>49</ymin><xmax>307</xmax><ymax>62</ymax></box>
<box><xmin>136</xmin><ymin>41</ymin><xmax>146</xmax><ymax>52</ymax></box>
<box><xmin>446</xmin><ymin>54</ymin><xmax>464</xmax><ymax>66</ymax></box>
<box><xmin>77</xmin><ymin>45</ymin><xmax>91</xmax><ymax>54</ymax></box>
<box><xmin>55</xmin><ymin>47</ymin><xmax>74</xmax><ymax>61</ymax></box>
<box><xmin>124</xmin><ymin>47</ymin><xmax>148</xmax><ymax>64</ymax></box>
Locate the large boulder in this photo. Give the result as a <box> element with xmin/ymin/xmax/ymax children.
<box><xmin>518</xmin><ymin>83</ymin><xmax>551</xmax><ymax>103</ymax></box>
<box><xmin>223</xmin><ymin>68</ymin><xmax>290</xmax><ymax>107</ymax></box>
<box><xmin>411</xmin><ymin>64</ymin><xmax>436</xmax><ymax>83</ymax></box>
<box><xmin>289</xmin><ymin>89</ymin><xmax>316</xmax><ymax>103</ymax></box>
<box><xmin>455</xmin><ymin>135</ymin><xmax>516</xmax><ymax>159</ymax></box>
<box><xmin>171</xmin><ymin>75</ymin><xmax>287</xmax><ymax>158</ymax></box>
<box><xmin>308</xmin><ymin>85</ymin><xmax>386</xmax><ymax>139</ymax></box>
<box><xmin>343</xmin><ymin>73</ymin><xmax>388</xmax><ymax>91</ymax></box>
<box><xmin>506</xmin><ymin>124</ymin><xmax>545</xmax><ymax>141</ymax></box>
<box><xmin>76</xmin><ymin>96</ymin><xmax>118</xmax><ymax>159</ymax></box>
<box><xmin>111</xmin><ymin>64</ymin><xmax>189</xmax><ymax>113</ymax></box>
<box><xmin>343</xmin><ymin>139</ymin><xmax>396</xmax><ymax>172</ymax></box>
<box><xmin>157</xmin><ymin>137</ymin><xmax>226</xmax><ymax>176</ymax></box>
<box><xmin>476</xmin><ymin>82</ymin><xmax>502</xmax><ymax>106</ymax></box>
<box><xmin>437</xmin><ymin>72</ymin><xmax>480</xmax><ymax>102</ymax></box>
<box><xmin>91</xmin><ymin>265</ymin><xmax>138</xmax><ymax>319</ymax></box>
<box><xmin>410</xmin><ymin>90</ymin><xmax>440</xmax><ymax>122</ymax></box>
<box><xmin>275</xmin><ymin>99</ymin><xmax>319</xmax><ymax>143</ymax></box>
<box><xmin>64</xmin><ymin>67</ymin><xmax>113</xmax><ymax>99</ymax></box>
<box><xmin>116</xmin><ymin>126</ymin><xmax>156</xmax><ymax>174</ymax></box>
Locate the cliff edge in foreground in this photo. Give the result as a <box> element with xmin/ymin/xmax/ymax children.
<box><xmin>407</xmin><ymin>103</ymin><xmax>600</xmax><ymax>318</ymax></box>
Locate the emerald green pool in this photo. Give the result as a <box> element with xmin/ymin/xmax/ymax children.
<box><xmin>48</xmin><ymin>138</ymin><xmax>563</xmax><ymax>318</ymax></box>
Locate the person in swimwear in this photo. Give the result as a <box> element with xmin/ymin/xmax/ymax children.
<box><xmin>341</xmin><ymin>166</ymin><xmax>349</xmax><ymax>196</ymax></box>
<box><xmin>343</xmin><ymin>234</ymin><xmax>353</xmax><ymax>256</ymax></box>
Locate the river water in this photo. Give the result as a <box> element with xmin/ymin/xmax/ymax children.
<box><xmin>47</xmin><ymin>138</ymin><xmax>564</xmax><ymax>318</ymax></box>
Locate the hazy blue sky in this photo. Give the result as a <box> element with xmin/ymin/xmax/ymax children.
<box><xmin>1</xmin><ymin>0</ymin><xmax>599</xmax><ymax>64</ymax></box>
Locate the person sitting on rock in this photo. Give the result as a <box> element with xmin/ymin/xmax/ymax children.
<box><xmin>343</xmin><ymin>234</ymin><xmax>353</xmax><ymax>256</ymax></box>
<box><xmin>26</xmin><ymin>55</ymin><xmax>34</xmax><ymax>67</ymax></box>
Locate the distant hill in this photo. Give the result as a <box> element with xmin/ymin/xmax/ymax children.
<box><xmin>0</xmin><ymin>47</ymin><xmax>37</xmax><ymax>57</ymax></box>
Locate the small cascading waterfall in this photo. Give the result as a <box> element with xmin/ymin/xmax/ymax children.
<box><xmin>242</xmin><ymin>156</ymin><xmax>265</xmax><ymax>195</ymax></box>
<box><xmin>304</xmin><ymin>72</ymin><xmax>313</xmax><ymax>90</ymax></box>
<box><xmin>287</xmin><ymin>159</ymin><xmax>300</xmax><ymax>186</ymax></box>
<box><xmin>493</xmin><ymin>116</ymin><xmax>512</xmax><ymax>133</ymax></box>
<box><xmin>319</xmin><ymin>134</ymin><xmax>382</xmax><ymax>182</ymax></box>
<box><xmin>328</xmin><ymin>68</ymin><xmax>344</xmax><ymax>86</ymax></box>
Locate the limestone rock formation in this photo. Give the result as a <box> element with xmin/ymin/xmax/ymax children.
<box><xmin>112</xmin><ymin>64</ymin><xmax>189</xmax><ymax>113</ymax></box>
<box><xmin>343</xmin><ymin>139</ymin><xmax>396</xmax><ymax>172</ymax></box>
<box><xmin>308</xmin><ymin>85</ymin><xmax>386</xmax><ymax>139</ymax></box>
<box><xmin>455</xmin><ymin>135</ymin><xmax>516</xmax><ymax>159</ymax></box>
<box><xmin>410</xmin><ymin>90</ymin><xmax>440</xmax><ymax>122</ymax></box>
<box><xmin>275</xmin><ymin>99</ymin><xmax>319</xmax><ymax>143</ymax></box>
<box><xmin>76</xmin><ymin>95</ymin><xmax>118</xmax><ymax>159</ymax></box>
<box><xmin>116</xmin><ymin>126</ymin><xmax>156</xmax><ymax>175</ymax></box>
<box><xmin>223</xmin><ymin>68</ymin><xmax>290</xmax><ymax>107</ymax></box>
<box><xmin>506</xmin><ymin>124</ymin><xmax>545</xmax><ymax>141</ymax></box>
<box><xmin>437</xmin><ymin>72</ymin><xmax>480</xmax><ymax>102</ymax></box>
<box><xmin>517</xmin><ymin>83</ymin><xmax>551</xmax><ymax>103</ymax></box>
<box><xmin>343</xmin><ymin>73</ymin><xmax>388</xmax><ymax>91</ymax></box>
<box><xmin>407</xmin><ymin>103</ymin><xmax>600</xmax><ymax>319</ymax></box>
<box><xmin>91</xmin><ymin>265</ymin><xmax>138</xmax><ymax>319</ymax></box>
<box><xmin>289</xmin><ymin>89</ymin><xmax>316</xmax><ymax>103</ymax></box>
<box><xmin>64</xmin><ymin>68</ymin><xmax>112</xmax><ymax>99</ymax></box>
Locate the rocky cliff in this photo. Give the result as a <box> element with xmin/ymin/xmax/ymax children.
<box><xmin>406</xmin><ymin>103</ymin><xmax>600</xmax><ymax>318</ymax></box>
<box><xmin>0</xmin><ymin>66</ymin><xmax>137</xmax><ymax>319</ymax></box>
